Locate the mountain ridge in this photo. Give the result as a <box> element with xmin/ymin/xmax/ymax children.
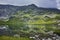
<box><xmin>0</xmin><ymin>4</ymin><xmax>59</xmax><ymax>9</ymax></box>
<box><xmin>0</xmin><ymin>4</ymin><xmax>60</xmax><ymax>17</ymax></box>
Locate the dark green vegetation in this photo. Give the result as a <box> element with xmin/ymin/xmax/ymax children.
<box><xmin>0</xmin><ymin>4</ymin><xmax>60</xmax><ymax>40</ymax></box>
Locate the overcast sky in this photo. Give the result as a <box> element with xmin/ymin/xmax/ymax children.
<box><xmin>0</xmin><ymin>0</ymin><xmax>60</xmax><ymax>9</ymax></box>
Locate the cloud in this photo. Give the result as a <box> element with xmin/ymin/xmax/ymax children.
<box><xmin>37</xmin><ymin>0</ymin><xmax>57</xmax><ymax>8</ymax></box>
<box><xmin>56</xmin><ymin>0</ymin><xmax>60</xmax><ymax>9</ymax></box>
<box><xmin>0</xmin><ymin>0</ymin><xmax>34</xmax><ymax>5</ymax></box>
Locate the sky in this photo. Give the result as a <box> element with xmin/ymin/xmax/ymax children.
<box><xmin>0</xmin><ymin>0</ymin><xmax>60</xmax><ymax>9</ymax></box>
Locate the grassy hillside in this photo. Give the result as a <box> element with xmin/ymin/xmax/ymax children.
<box><xmin>0</xmin><ymin>10</ymin><xmax>60</xmax><ymax>33</ymax></box>
<box><xmin>0</xmin><ymin>5</ymin><xmax>60</xmax><ymax>40</ymax></box>
<box><xmin>0</xmin><ymin>36</ymin><xmax>32</xmax><ymax>40</ymax></box>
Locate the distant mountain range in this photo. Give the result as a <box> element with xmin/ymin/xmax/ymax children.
<box><xmin>0</xmin><ymin>4</ymin><xmax>60</xmax><ymax>17</ymax></box>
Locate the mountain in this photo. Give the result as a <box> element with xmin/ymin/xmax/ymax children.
<box><xmin>0</xmin><ymin>4</ymin><xmax>60</xmax><ymax>17</ymax></box>
<box><xmin>0</xmin><ymin>4</ymin><xmax>60</xmax><ymax>36</ymax></box>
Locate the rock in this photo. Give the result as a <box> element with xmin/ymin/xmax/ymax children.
<box><xmin>52</xmin><ymin>37</ymin><xmax>56</xmax><ymax>40</ymax></box>
<box><xmin>47</xmin><ymin>31</ymin><xmax>54</xmax><ymax>35</ymax></box>
<box><xmin>56</xmin><ymin>39</ymin><xmax>60</xmax><ymax>40</ymax></box>
<box><xmin>42</xmin><ymin>39</ymin><xmax>45</xmax><ymax>40</ymax></box>
<box><xmin>47</xmin><ymin>38</ymin><xmax>52</xmax><ymax>40</ymax></box>
<box><xmin>14</xmin><ymin>34</ymin><xmax>20</xmax><ymax>37</ymax></box>
<box><xmin>58</xmin><ymin>24</ymin><xmax>60</xmax><ymax>26</ymax></box>
<box><xmin>35</xmin><ymin>35</ymin><xmax>39</xmax><ymax>37</ymax></box>
<box><xmin>29</xmin><ymin>37</ymin><xmax>35</xmax><ymax>39</ymax></box>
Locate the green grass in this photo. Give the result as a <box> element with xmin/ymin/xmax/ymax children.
<box><xmin>0</xmin><ymin>11</ymin><xmax>60</xmax><ymax>36</ymax></box>
<box><xmin>0</xmin><ymin>36</ymin><xmax>32</xmax><ymax>40</ymax></box>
